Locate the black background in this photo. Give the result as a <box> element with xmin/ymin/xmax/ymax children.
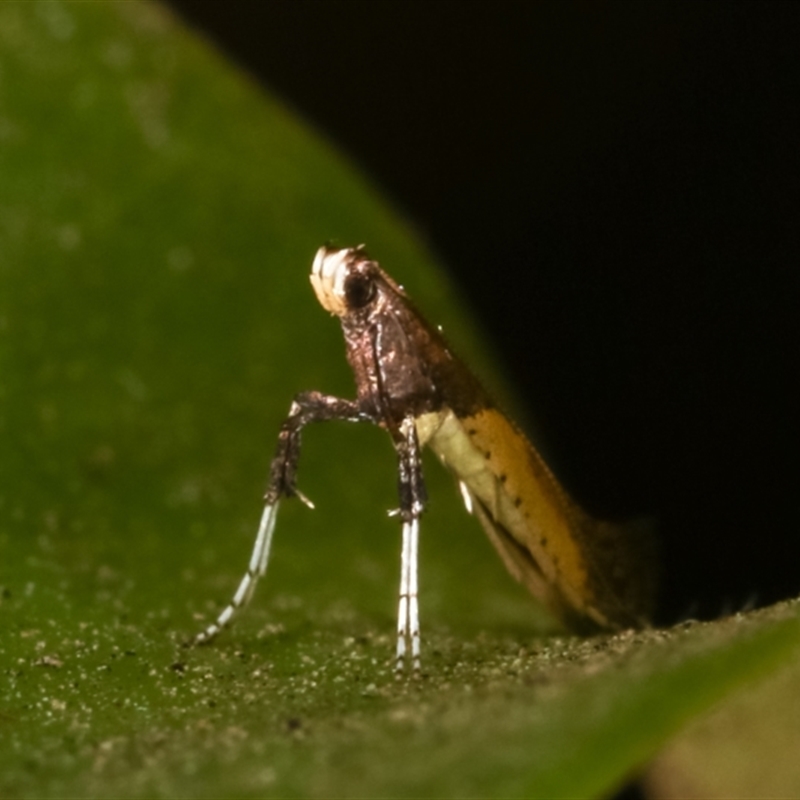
<box><xmin>166</xmin><ymin>0</ymin><xmax>800</xmax><ymax>626</ymax></box>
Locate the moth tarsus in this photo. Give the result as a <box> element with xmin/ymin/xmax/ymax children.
<box><xmin>193</xmin><ymin>500</ymin><xmax>280</xmax><ymax>646</ymax></box>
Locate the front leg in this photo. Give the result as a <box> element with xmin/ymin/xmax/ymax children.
<box><xmin>194</xmin><ymin>391</ymin><xmax>369</xmax><ymax>644</ymax></box>
<box><xmin>394</xmin><ymin>416</ymin><xmax>427</xmax><ymax>671</ymax></box>
<box><xmin>266</xmin><ymin>391</ymin><xmax>367</xmax><ymax>504</ymax></box>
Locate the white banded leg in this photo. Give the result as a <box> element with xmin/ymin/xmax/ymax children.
<box><xmin>408</xmin><ymin>515</ymin><xmax>421</xmax><ymax>669</ymax></box>
<box><xmin>194</xmin><ymin>500</ymin><xmax>280</xmax><ymax>644</ymax></box>
<box><xmin>396</xmin><ymin>516</ymin><xmax>421</xmax><ymax>671</ymax></box>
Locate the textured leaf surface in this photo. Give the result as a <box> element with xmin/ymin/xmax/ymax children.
<box><xmin>1</xmin><ymin>3</ymin><xmax>798</xmax><ymax>798</ymax></box>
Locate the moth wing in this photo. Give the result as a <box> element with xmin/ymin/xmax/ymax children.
<box><xmin>462</xmin><ymin>484</ymin><xmax>587</xmax><ymax>631</ymax></box>
<box><xmin>579</xmin><ymin>514</ymin><xmax>659</xmax><ymax>627</ymax></box>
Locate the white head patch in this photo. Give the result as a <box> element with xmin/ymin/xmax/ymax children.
<box><xmin>310</xmin><ymin>246</ymin><xmax>353</xmax><ymax>316</ymax></box>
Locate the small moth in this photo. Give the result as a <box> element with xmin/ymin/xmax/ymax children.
<box><xmin>196</xmin><ymin>246</ymin><xmax>656</xmax><ymax>669</ymax></box>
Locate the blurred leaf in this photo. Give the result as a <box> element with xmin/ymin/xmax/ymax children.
<box><xmin>1</xmin><ymin>3</ymin><xmax>799</xmax><ymax>799</ymax></box>
<box><xmin>644</xmin><ymin>624</ymin><xmax>800</xmax><ymax>799</ymax></box>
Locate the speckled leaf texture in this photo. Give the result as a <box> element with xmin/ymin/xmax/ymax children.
<box><xmin>2</xmin><ymin>3</ymin><xmax>799</xmax><ymax>798</ymax></box>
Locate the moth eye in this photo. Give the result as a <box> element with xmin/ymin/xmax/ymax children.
<box><xmin>343</xmin><ymin>273</ymin><xmax>376</xmax><ymax>309</ymax></box>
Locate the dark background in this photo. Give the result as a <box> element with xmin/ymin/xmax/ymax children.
<box><xmin>166</xmin><ymin>0</ymin><xmax>800</xmax><ymax>626</ymax></box>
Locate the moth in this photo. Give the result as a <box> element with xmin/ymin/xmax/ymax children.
<box><xmin>195</xmin><ymin>246</ymin><xmax>656</xmax><ymax>669</ymax></box>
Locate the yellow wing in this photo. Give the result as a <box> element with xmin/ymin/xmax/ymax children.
<box><xmin>419</xmin><ymin>408</ymin><xmax>656</xmax><ymax>632</ymax></box>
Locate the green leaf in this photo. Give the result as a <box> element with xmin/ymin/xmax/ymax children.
<box><xmin>644</xmin><ymin>621</ymin><xmax>800</xmax><ymax>798</ymax></box>
<box><xmin>2</xmin><ymin>3</ymin><xmax>798</xmax><ymax>798</ymax></box>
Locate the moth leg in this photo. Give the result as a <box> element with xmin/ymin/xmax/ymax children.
<box><xmin>397</xmin><ymin>515</ymin><xmax>420</xmax><ymax>670</ymax></box>
<box><xmin>195</xmin><ymin>391</ymin><xmax>368</xmax><ymax>645</ymax></box>
<box><xmin>265</xmin><ymin>391</ymin><xmax>367</xmax><ymax>507</ymax></box>
<box><xmin>194</xmin><ymin>500</ymin><xmax>278</xmax><ymax>644</ymax></box>
<box><xmin>394</xmin><ymin>416</ymin><xmax>426</xmax><ymax>671</ymax></box>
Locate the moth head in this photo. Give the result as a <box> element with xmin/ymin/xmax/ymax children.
<box><xmin>310</xmin><ymin>245</ymin><xmax>403</xmax><ymax>318</ymax></box>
